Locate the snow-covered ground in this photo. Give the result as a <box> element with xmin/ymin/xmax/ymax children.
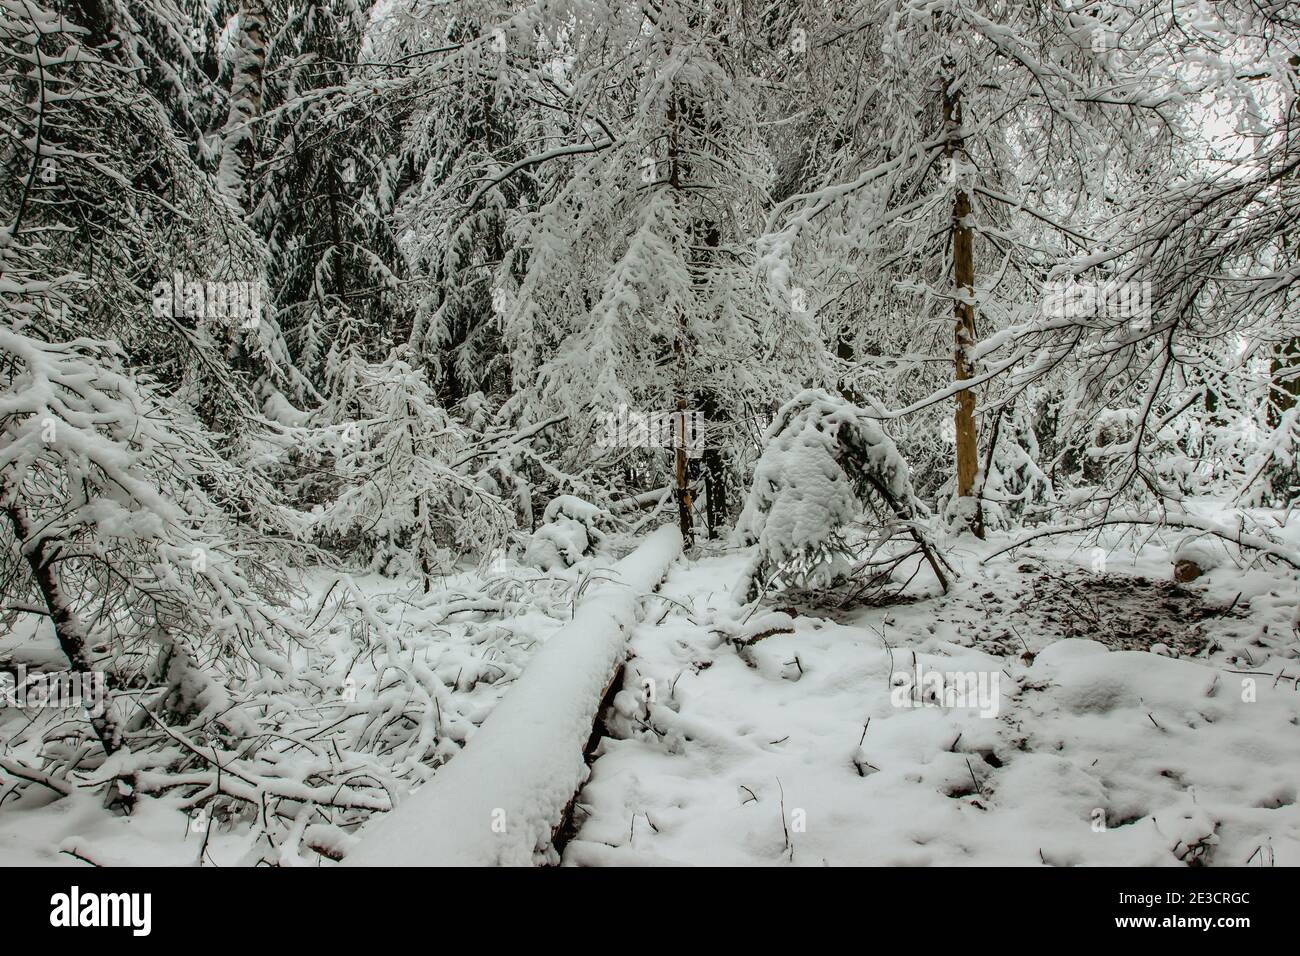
<box><xmin>0</xmin><ymin>560</ymin><xmax>579</xmax><ymax>866</ymax></box>
<box><xmin>565</xmin><ymin>517</ymin><xmax>1300</xmax><ymax>867</ymax></box>
<box><xmin>1</xmin><ymin>510</ymin><xmax>1296</xmax><ymax>867</ymax></box>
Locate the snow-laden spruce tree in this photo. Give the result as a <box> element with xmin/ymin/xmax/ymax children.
<box><xmin>0</xmin><ymin>0</ymin><xmax>302</xmax><ymax>431</ymax></box>
<box><xmin>311</xmin><ymin>347</ymin><xmax>514</xmax><ymax>585</ymax></box>
<box><xmin>56</xmin><ymin>0</ymin><xmax>232</xmax><ymax>166</ymax></box>
<box><xmin>496</xmin><ymin>0</ymin><xmax>829</xmax><ymax>539</ymax></box>
<box><xmin>255</xmin><ymin>0</ymin><xmax>408</xmax><ymax>401</ymax></box>
<box><xmin>370</xmin><ymin>0</ymin><xmax>546</xmax><ymax>406</ymax></box>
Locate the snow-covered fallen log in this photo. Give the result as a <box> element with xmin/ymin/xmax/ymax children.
<box><xmin>342</xmin><ymin>525</ymin><xmax>683</xmax><ymax>866</ymax></box>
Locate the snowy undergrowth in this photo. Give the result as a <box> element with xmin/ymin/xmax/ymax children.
<box><xmin>565</xmin><ymin>509</ymin><xmax>1300</xmax><ymax>866</ymax></box>
<box><xmin>344</xmin><ymin>526</ymin><xmax>682</xmax><ymax>866</ymax></box>
<box><xmin>0</xmin><ymin>554</ymin><xmax>598</xmax><ymax>866</ymax></box>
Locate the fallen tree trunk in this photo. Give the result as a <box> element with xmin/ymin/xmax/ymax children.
<box><xmin>610</xmin><ymin>485</ymin><xmax>672</xmax><ymax>513</ymax></box>
<box><xmin>342</xmin><ymin>525</ymin><xmax>683</xmax><ymax>866</ymax></box>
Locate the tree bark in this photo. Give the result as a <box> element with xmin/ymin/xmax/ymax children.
<box><xmin>1269</xmin><ymin>337</ymin><xmax>1300</xmax><ymax>428</ymax></box>
<box><xmin>943</xmin><ymin>56</ymin><xmax>983</xmax><ymax>537</ymax></box>
<box><xmin>674</xmin><ymin>397</ymin><xmax>695</xmax><ymax>547</ymax></box>
<box><xmin>701</xmin><ymin>426</ymin><xmax>728</xmax><ymax>538</ymax></box>
<box><xmin>666</xmin><ymin>92</ymin><xmax>695</xmax><ymax>547</ymax></box>
<box><xmin>327</xmin><ymin>160</ymin><xmax>349</xmax><ymax>303</ymax></box>
<box><xmin>4</xmin><ymin>506</ymin><xmax>122</xmax><ymax>759</ymax></box>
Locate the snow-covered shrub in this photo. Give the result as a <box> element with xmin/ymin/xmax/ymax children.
<box><xmin>311</xmin><ymin>349</ymin><xmax>515</xmax><ymax>581</ymax></box>
<box><xmin>525</xmin><ymin>495</ymin><xmax>612</xmax><ymax>570</ymax></box>
<box><xmin>732</xmin><ymin>389</ymin><xmax>932</xmax><ymax>601</ymax></box>
<box><xmin>1236</xmin><ymin>405</ymin><xmax>1299</xmax><ymax>508</ymax></box>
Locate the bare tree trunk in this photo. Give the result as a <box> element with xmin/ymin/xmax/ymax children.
<box><xmin>1269</xmin><ymin>337</ymin><xmax>1300</xmax><ymax>428</ymax></box>
<box><xmin>674</xmin><ymin>397</ymin><xmax>695</xmax><ymax>547</ymax></box>
<box><xmin>667</xmin><ymin>93</ymin><xmax>695</xmax><ymax>547</ymax></box>
<box><xmin>701</xmin><ymin>399</ymin><xmax>728</xmax><ymax>540</ymax></box>
<box><xmin>4</xmin><ymin>506</ymin><xmax>122</xmax><ymax>759</ymax></box>
<box><xmin>943</xmin><ymin>56</ymin><xmax>983</xmax><ymax>537</ymax></box>
<box><xmin>216</xmin><ymin>0</ymin><xmax>270</xmax><ymax>380</ymax></box>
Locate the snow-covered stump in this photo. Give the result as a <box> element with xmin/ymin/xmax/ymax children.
<box><xmin>342</xmin><ymin>526</ymin><xmax>683</xmax><ymax>866</ymax></box>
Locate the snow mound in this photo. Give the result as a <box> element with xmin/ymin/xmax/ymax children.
<box><xmin>525</xmin><ymin>495</ymin><xmax>612</xmax><ymax>570</ymax></box>
<box><xmin>1033</xmin><ymin>637</ymin><xmax>1110</xmax><ymax>667</ymax></box>
<box><xmin>1032</xmin><ymin>646</ymin><xmax>1219</xmax><ymax>715</ymax></box>
<box><xmin>992</xmin><ymin>753</ymin><xmax>1109</xmax><ymax>823</ymax></box>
